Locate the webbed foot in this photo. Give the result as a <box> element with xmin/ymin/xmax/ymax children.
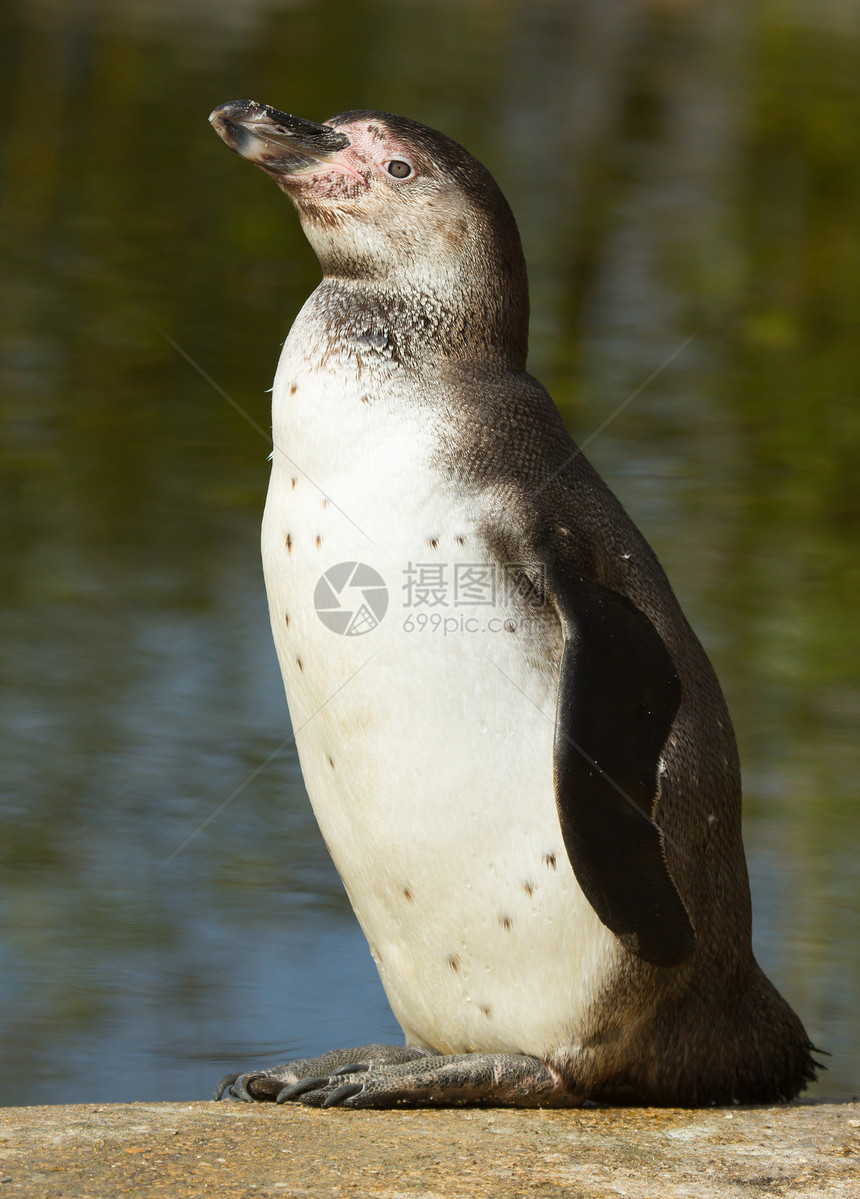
<box><xmin>216</xmin><ymin>1047</ymin><xmax>571</xmax><ymax>1108</ymax></box>
<box><xmin>214</xmin><ymin>1044</ymin><xmax>428</xmax><ymax>1103</ymax></box>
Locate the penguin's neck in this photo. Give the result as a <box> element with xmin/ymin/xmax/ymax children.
<box><xmin>303</xmin><ymin>274</ymin><xmax>528</xmax><ymax>372</ymax></box>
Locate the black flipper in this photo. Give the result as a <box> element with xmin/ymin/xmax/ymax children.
<box><xmin>547</xmin><ymin>563</ymin><xmax>695</xmax><ymax>967</ymax></box>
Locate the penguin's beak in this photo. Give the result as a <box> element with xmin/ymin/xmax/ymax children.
<box><xmin>209</xmin><ymin>101</ymin><xmax>350</xmax><ymax>175</ymax></box>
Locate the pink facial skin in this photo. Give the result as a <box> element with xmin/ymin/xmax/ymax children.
<box><xmin>277</xmin><ymin>121</ymin><xmax>421</xmax><ymax>202</ymax></box>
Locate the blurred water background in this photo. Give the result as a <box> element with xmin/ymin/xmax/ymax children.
<box><xmin>1</xmin><ymin>0</ymin><xmax>858</xmax><ymax>1105</ymax></box>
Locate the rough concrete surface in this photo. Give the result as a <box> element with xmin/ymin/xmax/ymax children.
<box><xmin>0</xmin><ymin>1100</ymin><xmax>856</xmax><ymax>1198</ymax></box>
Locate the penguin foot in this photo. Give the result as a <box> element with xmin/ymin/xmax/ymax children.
<box><xmin>217</xmin><ymin>1049</ymin><xmax>571</xmax><ymax>1108</ymax></box>
<box><xmin>214</xmin><ymin>1044</ymin><xmax>429</xmax><ymax>1103</ymax></box>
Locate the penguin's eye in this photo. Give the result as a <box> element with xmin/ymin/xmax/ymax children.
<box><xmin>386</xmin><ymin>159</ymin><xmax>413</xmax><ymax>179</ymax></box>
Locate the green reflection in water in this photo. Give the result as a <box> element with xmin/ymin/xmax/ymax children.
<box><xmin>0</xmin><ymin>0</ymin><xmax>857</xmax><ymax>1102</ymax></box>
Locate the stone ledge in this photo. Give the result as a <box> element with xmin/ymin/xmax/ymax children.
<box><xmin>0</xmin><ymin>1099</ymin><xmax>856</xmax><ymax>1198</ymax></box>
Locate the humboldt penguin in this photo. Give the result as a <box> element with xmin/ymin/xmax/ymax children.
<box><xmin>208</xmin><ymin>100</ymin><xmax>816</xmax><ymax>1108</ymax></box>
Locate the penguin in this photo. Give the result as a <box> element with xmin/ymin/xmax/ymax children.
<box><xmin>208</xmin><ymin>100</ymin><xmax>817</xmax><ymax>1108</ymax></box>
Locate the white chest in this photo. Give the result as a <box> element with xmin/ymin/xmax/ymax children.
<box><xmin>260</xmin><ymin>324</ymin><xmax>617</xmax><ymax>1057</ymax></box>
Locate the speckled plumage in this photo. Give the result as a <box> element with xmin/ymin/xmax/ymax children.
<box><xmin>209</xmin><ymin>101</ymin><xmax>817</xmax><ymax>1108</ymax></box>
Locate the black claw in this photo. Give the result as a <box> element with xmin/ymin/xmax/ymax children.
<box><xmin>214</xmin><ymin>1072</ymin><xmax>242</xmax><ymax>1100</ymax></box>
<box><xmin>329</xmin><ymin>1063</ymin><xmax>371</xmax><ymax>1077</ymax></box>
<box><xmin>322</xmin><ymin>1083</ymin><xmax>363</xmax><ymax>1108</ymax></box>
<box><xmin>232</xmin><ymin>1071</ymin><xmax>267</xmax><ymax>1102</ymax></box>
<box><xmin>275</xmin><ymin>1077</ymin><xmax>328</xmax><ymax>1103</ymax></box>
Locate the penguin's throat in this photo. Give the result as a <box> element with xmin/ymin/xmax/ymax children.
<box><xmin>306</xmin><ymin>277</ymin><xmax>527</xmax><ymax>370</ymax></box>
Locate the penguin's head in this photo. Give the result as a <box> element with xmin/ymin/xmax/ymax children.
<box><xmin>210</xmin><ymin>101</ymin><xmax>528</xmax><ymax>364</ymax></box>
